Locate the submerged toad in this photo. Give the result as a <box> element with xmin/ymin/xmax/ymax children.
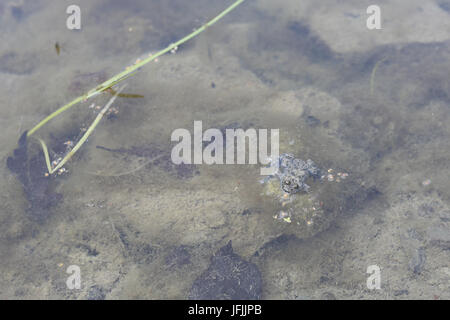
<box><xmin>261</xmin><ymin>153</ymin><xmax>322</xmax><ymax>193</ymax></box>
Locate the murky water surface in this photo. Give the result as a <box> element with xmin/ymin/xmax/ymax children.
<box><xmin>1</xmin><ymin>0</ymin><xmax>449</xmax><ymax>299</ymax></box>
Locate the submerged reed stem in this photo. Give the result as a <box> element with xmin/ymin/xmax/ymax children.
<box><xmin>40</xmin><ymin>85</ymin><xmax>125</xmax><ymax>174</ymax></box>
<box><xmin>370</xmin><ymin>57</ymin><xmax>387</xmax><ymax>96</ymax></box>
<box><xmin>27</xmin><ymin>0</ymin><xmax>245</xmax><ymax>137</ymax></box>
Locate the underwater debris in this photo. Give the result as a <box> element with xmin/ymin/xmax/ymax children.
<box><xmin>105</xmin><ymin>87</ymin><xmax>144</xmax><ymax>99</ymax></box>
<box><xmin>7</xmin><ymin>131</ymin><xmax>62</xmax><ymax>221</ymax></box>
<box><xmin>55</xmin><ymin>42</ymin><xmax>60</xmax><ymax>55</ymax></box>
<box><xmin>188</xmin><ymin>241</ymin><xmax>262</xmax><ymax>300</ymax></box>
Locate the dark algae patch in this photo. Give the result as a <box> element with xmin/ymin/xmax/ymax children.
<box><xmin>7</xmin><ymin>131</ymin><xmax>62</xmax><ymax>222</ymax></box>
<box><xmin>189</xmin><ymin>241</ymin><xmax>262</xmax><ymax>300</ymax></box>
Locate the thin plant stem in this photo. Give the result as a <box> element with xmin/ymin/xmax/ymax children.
<box><xmin>40</xmin><ymin>85</ymin><xmax>125</xmax><ymax>174</ymax></box>
<box><xmin>370</xmin><ymin>57</ymin><xmax>387</xmax><ymax>96</ymax></box>
<box><xmin>27</xmin><ymin>0</ymin><xmax>245</xmax><ymax>137</ymax></box>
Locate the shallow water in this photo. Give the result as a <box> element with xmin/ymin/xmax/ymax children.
<box><xmin>1</xmin><ymin>0</ymin><xmax>449</xmax><ymax>299</ymax></box>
